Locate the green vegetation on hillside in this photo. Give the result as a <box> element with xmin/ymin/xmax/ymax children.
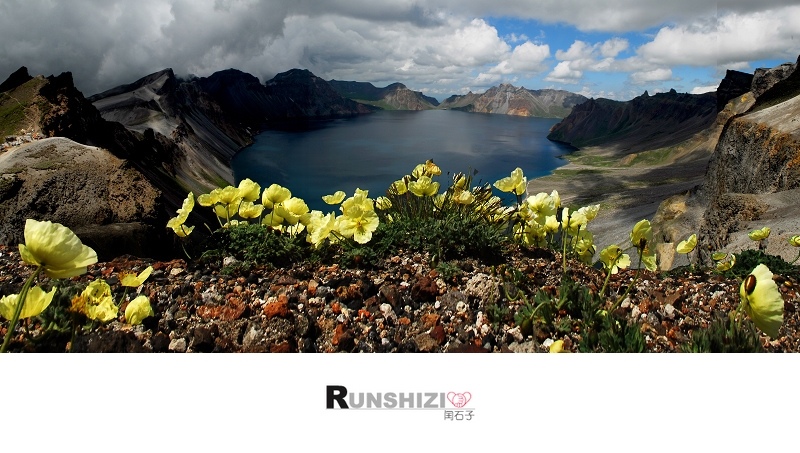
<box><xmin>0</xmin><ymin>77</ymin><xmax>47</xmax><ymax>137</ymax></box>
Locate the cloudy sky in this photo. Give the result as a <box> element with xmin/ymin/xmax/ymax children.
<box><xmin>1</xmin><ymin>0</ymin><xmax>798</xmax><ymax>101</ymax></box>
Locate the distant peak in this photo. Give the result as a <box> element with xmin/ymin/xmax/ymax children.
<box><xmin>0</xmin><ymin>66</ymin><xmax>33</xmax><ymax>93</ymax></box>
<box><xmin>274</xmin><ymin>68</ymin><xmax>316</xmax><ymax>80</ymax></box>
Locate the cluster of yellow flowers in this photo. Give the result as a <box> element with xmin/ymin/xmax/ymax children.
<box><xmin>495</xmin><ymin>167</ymin><xmax>600</xmax><ymax>265</ymax></box>
<box><xmin>172</xmin><ymin>177</ymin><xmax>383</xmax><ymax>247</ymax></box>
<box><xmin>1</xmin><ymin>219</ymin><xmax>154</xmax><ymax>352</ymax></box>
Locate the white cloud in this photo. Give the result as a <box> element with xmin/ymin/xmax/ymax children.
<box><xmin>637</xmin><ymin>5</ymin><xmax>800</xmax><ymax>66</ymax></box>
<box><xmin>545</xmin><ymin>61</ymin><xmax>583</xmax><ymax>84</ymax></box>
<box><xmin>545</xmin><ymin>38</ymin><xmax>632</xmax><ymax>84</ymax></box>
<box><xmin>600</xmin><ymin>38</ymin><xmax>629</xmax><ymax>58</ymax></box>
<box><xmin>631</xmin><ymin>68</ymin><xmax>673</xmax><ymax>83</ymax></box>
<box><xmin>489</xmin><ymin>41</ymin><xmax>550</xmax><ymax>75</ymax></box>
<box><xmin>690</xmin><ymin>85</ymin><xmax>718</xmax><ymax>94</ymax></box>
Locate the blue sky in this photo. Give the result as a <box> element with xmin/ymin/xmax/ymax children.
<box><xmin>0</xmin><ymin>1</ymin><xmax>797</xmax><ymax>101</ymax></box>
<box><xmin>478</xmin><ymin>15</ymin><xmax>789</xmax><ymax>100</ymax></box>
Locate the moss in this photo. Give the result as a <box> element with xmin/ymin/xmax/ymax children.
<box><xmin>1</xmin><ymin>165</ymin><xmax>26</xmax><ymax>174</ymax></box>
<box><xmin>31</xmin><ymin>160</ymin><xmax>63</xmax><ymax>170</ymax></box>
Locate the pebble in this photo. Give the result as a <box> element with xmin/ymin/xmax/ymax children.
<box><xmin>168</xmin><ymin>338</ymin><xmax>187</xmax><ymax>353</ymax></box>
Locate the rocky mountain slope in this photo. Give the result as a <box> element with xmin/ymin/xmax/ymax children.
<box><xmin>90</xmin><ymin>68</ymin><xmax>374</xmax><ymax>195</ymax></box>
<box><xmin>665</xmin><ymin>56</ymin><xmax>800</xmax><ymax>264</ymax></box>
<box><xmin>529</xmin><ymin>59</ymin><xmax>800</xmax><ymax>270</ymax></box>
<box><xmin>547</xmin><ymin>89</ymin><xmax>718</xmax><ymax>154</ymax></box>
<box><xmin>328</xmin><ymin>80</ymin><xmax>439</xmax><ymax>110</ymax></box>
<box><xmin>438</xmin><ymin>84</ymin><xmax>586</xmax><ymax>118</ymax></box>
<box><xmin>0</xmin><ymin>66</ymin><xmax>374</xmax><ymax>256</ymax></box>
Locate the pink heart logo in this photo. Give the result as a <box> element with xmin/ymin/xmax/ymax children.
<box><xmin>447</xmin><ymin>392</ymin><xmax>472</xmax><ymax>408</ymax></box>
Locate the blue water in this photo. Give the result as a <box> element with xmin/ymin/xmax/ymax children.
<box><xmin>231</xmin><ymin>110</ymin><xmax>575</xmax><ymax>212</ymax></box>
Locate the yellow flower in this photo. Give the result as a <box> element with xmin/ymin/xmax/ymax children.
<box><xmin>788</xmin><ymin>235</ymin><xmax>800</xmax><ymax>247</ymax></box>
<box><xmin>120</xmin><ymin>266</ymin><xmax>153</xmax><ymax>288</ymax></box>
<box><xmin>630</xmin><ymin>219</ymin><xmax>653</xmax><ymax>251</ymax></box>
<box><xmin>549</xmin><ymin>190</ymin><xmax>561</xmax><ymax>210</ymax></box>
<box><xmin>525</xmin><ymin>192</ymin><xmax>557</xmax><ymax>223</ymax></box>
<box><xmin>237</xmin><ymin>201</ymin><xmax>264</xmax><ymax>219</ymax></box>
<box><xmin>336</xmin><ymin>206</ymin><xmax>379</xmax><ymax>244</ymax></box>
<box><xmin>213</xmin><ymin>203</ymin><xmax>238</xmax><ymax>219</ymax></box>
<box><xmin>262</xmin><ymin>184</ymin><xmax>291</xmax><ymax>209</ymax></box>
<box><xmin>375</xmin><ymin>196</ymin><xmax>392</xmax><ymax>210</ymax></box>
<box><xmin>322</xmin><ymin>191</ymin><xmax>346</xmax><ymax>205</ymax></box>
<box><xmin>493</xmin><ymin>167</ymin><xmax>526</xmax><ymax>196</ymax></box>
<box><xmin>237</xmin><ymin>178</ymin><xmax>261</xmax><ymax>203</ymax></box>
<box><xmin>125</xmin><ymin>295</ymin><xmax>154</xmax><ymax>325</ymax></box>
<box><xmin>711</xmin><ymin>252</ymin><xmax>728</xmax><ymax>261</ymax></box>
<box><xmin>274</xmin><ymin>197</ymin><xmax>309</xmax><ymax>225</ymax></box>
<box><xmin>408</xmin><ymin>175</ymin><xmax>440</xmax><ymax>197</ymax></box>
<box><xmin>391</xmin><ymin>179</ymin><xmax>408</xmax><ymax>195</ymax></box>
<box><xmin>217</xmin><ymin>185</ymin><xmax>242</xmax><ymax>206</ymax></box>
<box><xmin>748</xmin><ymin>227</ymin><xmax>770</xmax><ymax>241</ymax></box>
<box><xmin>577</xmin><ymin>204</ymin><xmax>600</xmax><ymax>222</ymax></box>
<box><xmin>599</xmin><ymin>245</ymin><xmax>631</xmax><ymax>275</ymax></box>
<box><xmin>424</xmin><ymin>159</ymin><xmax>441</xmax><ymax>176</ymax></box>
<box><xmin>74</xmin><ymin>280</ymin><xmax>118</xmax><ymax>323</ymax></box>
<box><xmin>307</xmin><ymin>211</ymin><xmax>337</xmax><ymax>247</ymax></box>
<box><xmin>0</xmin><ymin>286</ymin><xmax>57</xmax><ymax>320</ymax></box>
<box><xmin>543</xmin><ymin>215</ymin><xmax>560</xmax><ymax>234</ymax></box>
<box><xmin>167</xmin><ymin>193</ymin><xmax>195</xmax><ymax>237</ymax></box>
<box><xmin>561</xmin><ymin>207</ymin><xmax>587</xmax><ymax>235</ymax></box>
<box><xmin>740</xmin><ymin>264</ymin><xmax>784</xmax><ymax>338</ymax></box>
<box><xmin>454</xmin><ymin>190</ymin><xmax>474</xmax><ymax>205</ymax></box>
<box><xmin>676</xmin><ymin>234</ymin><xmax>697</xmax><ymax>254</ymax></box>
<box><xmin>341</xmin><ymin>190</ymin><xmax>374</xmax><ymax>214</ymax></box>
<box><xmin>715</xmin><ymin>254</ymin><xmax>736</xmax><ymax>271</ymax></box>
<box><xmin>453</xmin><ymin>174</ymin><xmax>467</xmax><ymax>190</ymax></box>
<box><xmin>549</xmin><ymin>340</ymin><xmax>566</xmax><ymax>353</ymax></box>
<box><xmin>197</xmin><ymin>189</ymin><xmax>220</xmax><ymax>207</ymax></box>
<box><xmin>18</xmin><ymin>219</ymin><xmax>98</xmax><ymax>279</ymax></box>
<box><xmin>574</xmin><ymin>230</ymin><xmax>596</xmax><ymax>265</ymax></box>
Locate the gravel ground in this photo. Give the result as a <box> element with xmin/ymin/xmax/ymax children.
<box><xmin>1</xmin><ymin>243</ymin><xmax>798</xmax><ymax>353</ymax></box>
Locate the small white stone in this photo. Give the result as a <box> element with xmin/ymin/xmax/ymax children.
<box><xmin>542</xmin><ymin>338</ymin><xmax>555</xmax><ymax>348</ymax></box>
<box><xmin>434</xmin><ymin>300</ymin><xmax>441</xmax><ymax>310</ymax></box>
<box><xmin>663</xmin><ymin>304</ymin><xmax>676</xmax><ymax>319</ymax></box>
<box><xmin>507</xmin><ymin>326</ymin><xmax>524</xmax><ymax>343</ymax></box>
<box><xmin>630</xmin><ymin>306</ymin><xmax>641</xmax><ymax>319</ymax></box>
<box><xmin>456</xmin><ymin>301</ymin><xmax>467</xmax><ymax>314</ymax></box>
<box><xmin>620</xmin><ymin>298</ymin><xmax>632</xmax><ymax>309</ymax></box>
<box><xmin>168</xmin><ymin>338</ymin><xmax>187</xmax><ymax>353</ymax></box>
<box><xmin>170</xmin><ymin>267</ymin><xmax>184</xmax><ymax>276</ymax></box>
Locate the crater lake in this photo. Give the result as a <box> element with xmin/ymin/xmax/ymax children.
<box><xmin>231</xmin><ymin>109</ymin><xmax>575</xmax><ymax>211</ymax></box>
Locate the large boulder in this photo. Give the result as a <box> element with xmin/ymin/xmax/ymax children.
<box><xmin>0</xmin><ymin>137</ymin><xmax>168</xmax><ymax>259</ymax></box>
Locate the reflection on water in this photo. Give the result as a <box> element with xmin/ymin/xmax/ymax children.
<box><xmin>232</xmin><ymin>110</ymin><xmax>575</xmax><ymax>211</ymax></box>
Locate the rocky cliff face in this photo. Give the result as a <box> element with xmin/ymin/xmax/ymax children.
<box><xmin>547</xmin><ymin>90</ymin><xmax>718</xmax><ymax>154</ymax></box>
<box><xmin>694</xmin><ymin>60</ymin><xmax>800</xmax><ymax>263</ymax></box>
<box><xmin>651</xmin><ymin>57</ymin><xmax>800</xmax><ymax>265</ymax></box>
<box><xmin>0</xmin><ymin>138</ymin><xmax>166</xmax><ymax>259</ymax></box>
<box><xmin>328</xmin><ymin>80</ymin><xmax>438</xmax><ymax>110</ymax></box>
<box><xmin>439</xmin><ymin>84</ymin><xmax>585</xmax><ymax>118</ymax></box>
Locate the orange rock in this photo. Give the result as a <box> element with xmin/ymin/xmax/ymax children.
<box><xmin>263</xmin><ymin>296</ymin><xmax>289</xmax><ymax>319</ymax></box>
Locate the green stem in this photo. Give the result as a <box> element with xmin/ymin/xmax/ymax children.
<box><xmin>1</xmin><ymin>265</ymin><xmax>43</xmax><ymax>353</ymax></box>
<box><xmin>790</xmin><ymin>250</ymin><xmax>800</xmax><ymax>265</ymax></box>
<box><xmin>599</xmin><ymin>268</ymin><xmax>613</xmax><ymax>299</ymax></box>
<box><xmin>613</xmin><ymin>248</ymin><xmax>643</xmax><ymax>311</ymax></box>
